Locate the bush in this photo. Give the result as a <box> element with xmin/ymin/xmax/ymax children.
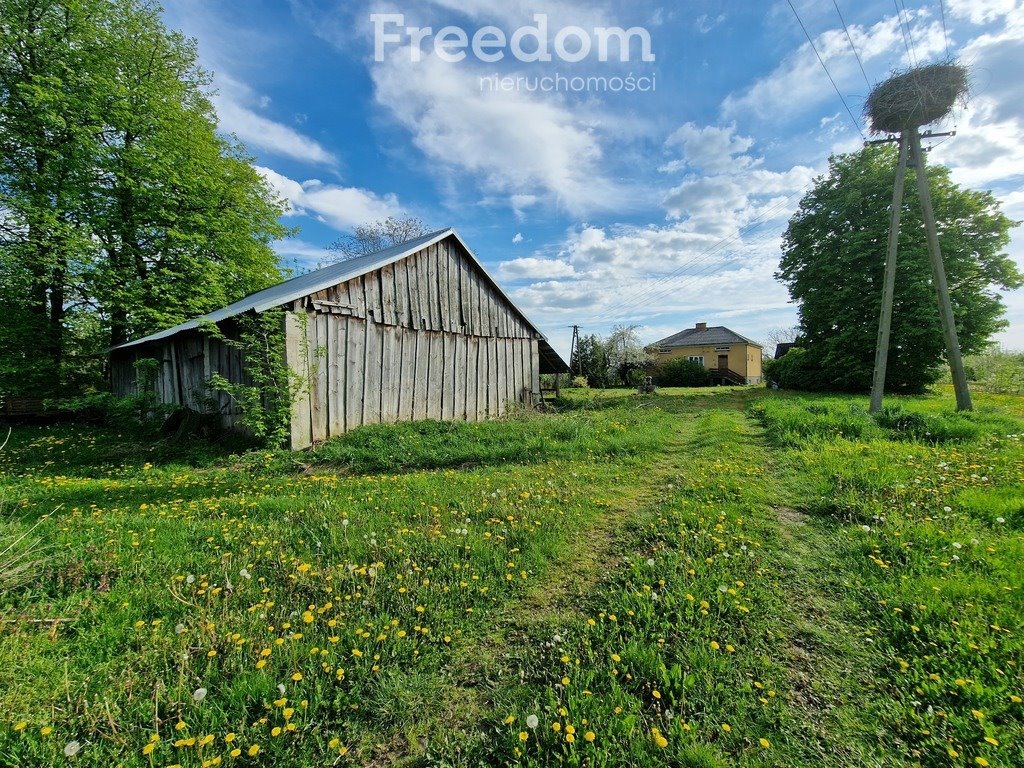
<box><xmin>570</xmin><ymin>375</ymin><xmax>589</xmax><ymax>388</ymax></box>
<box><xmin>655</xmin><ymin>358</ymin><xmax>711</xmax><ymax>387</ymax></box>
<box><xmin>962</xmin><ymin>349</ymin><xmax>1024</xmax><ymax>394</ymax></box>
<box><xmin>762</xmin><ymin>348</ymin><xmax>824</xmax><ymax>391</ymax></box>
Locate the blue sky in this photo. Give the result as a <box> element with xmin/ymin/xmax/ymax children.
<box><xmin>160</xmin><ymin>0</ymin><xmax>1024</xmax><ymax>357</ymax></box>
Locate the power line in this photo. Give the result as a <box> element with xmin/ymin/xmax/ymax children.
<box><xmin>893</xmin><ymin>0</ymin><xmax>917</xmax><ymax>66</ymax></box>
<box><xmin>590</xmin><ymin>190</ymin><xmax>809</xmax><ymax>325</ymax></box>
<box><xmin>938</xmin><ymin>0</ymin><xmax>951</xmax><ymax>59</ymax></box>
<box><xmin>833</xmin><ymin>0</ymin><xmax>871</xmax><ymax>90</ymax></box>
<box><xmin>786</xmin><ymin>0</ymin><xmax>866</xmax><ymax>140</ymax></box>
<box><xmin>900</xmin><ymin>1</ymin><xmax>921</xmax><ymax>63</ymax></box>
<box><xmin>587</xmin><ymin>189</ymin><xmax>804</xmax><ymax>324</ymax></box>
<box><xmin>599</xmin><ymin>222</ymin><xmax>790</xmax><ymax>325</ymax></box>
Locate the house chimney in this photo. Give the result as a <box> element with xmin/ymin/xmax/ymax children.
<box><xmin>696</xmin><ymin>322</ymin><xmax>707</xmax><ymax>331</ymax></box>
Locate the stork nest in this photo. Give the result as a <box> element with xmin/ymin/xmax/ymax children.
<box><xmin>865</xmin><ymin>61</ymin><xmax>969</xmax><ymax>134</ymax></box>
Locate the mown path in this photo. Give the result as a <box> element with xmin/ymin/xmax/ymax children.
<box><xmin>465</xmin><ymin>393</ymin><xmax>891</xmax><ymax>767</ymax></box>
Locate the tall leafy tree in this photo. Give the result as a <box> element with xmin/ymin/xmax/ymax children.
<box><xmin>0</xmin><ymin>0</ymin><xmax>289</xmax><ymax>395</ymax></box>
<box><xmin>777</xmin><ymin>145</ymin><xmax>1021</xmax><ymax>393</ymax></box>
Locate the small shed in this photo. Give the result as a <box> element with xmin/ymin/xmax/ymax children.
<box><xmin>111</xmin><ymin>228</ymin><xmax>568</xmax><ymax>448</ymax></box>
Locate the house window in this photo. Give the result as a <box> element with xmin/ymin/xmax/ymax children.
<box><xmin>688</xmin><ymin>355</ymin><xmax>704</xmax><ymax>365</ymax></box>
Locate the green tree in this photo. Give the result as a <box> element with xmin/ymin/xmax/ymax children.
<box><xmin>0</xmin><ymin>0</ymin><xmax>289</xmax><ymax>395</ymax></box>
<box><xmin>571</xmin><ymin>333</ymin><xmax>612</xmax><ymax>388</ymax></box>
<box><xmin>777</xmin><ymin>145</ymin><xmax>1021</xmax><ymax>393</ymax></box>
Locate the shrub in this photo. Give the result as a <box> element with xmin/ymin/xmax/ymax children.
<box><xmin>762</xmin><ymin>348</ymin><xmax>825</xmax><ymax>391</ymax></box>
<box><xmin>570</xmin><ymin>375</ymin><xmax>589</xmax><ymax>388</ymax></box>
<box><xmin>655</xmin><ymin>358</ymin><xmax>711</xmax><ymax>387</ymax></box>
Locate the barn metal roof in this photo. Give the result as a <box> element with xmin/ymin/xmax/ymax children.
<box><xmin>111</xmin><ymin>228</ymin><xmax>569</xmax><ymax>373</ymax></box>
<box><xmin>652</xmin><ymin>326</ymin><xmax>762</xmax><ymax>348</ymax></box>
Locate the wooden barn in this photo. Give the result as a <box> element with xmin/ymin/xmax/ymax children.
<box><xmin>110</xmin><ymin>228</ymin><xmax>568</xmax><ymax>448</ymax></box>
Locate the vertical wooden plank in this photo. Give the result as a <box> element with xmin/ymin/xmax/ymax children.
<box><xmin>412</xmin><ymin>331</ymin><xmax>428</xmax><ymax>420</ymax></box>
<box><xmin>397</xmin><ymin>328</ymin><xmax>413</xmax><ymax>421</ymax></box>
<box><xmin>347</xmin><ymin>277</ymin><xmax>366</xmax><ymax>319</ymax></box>
<box><xmin>286</xmin><ymin>312</ymin><xmax>313</xmax><ymax>450</ymax></box>
<box><xmin>425</xmin><ymin>333</ymin><xmax>443</xmax><ymax>419</ymax></box>
<box><xmin>437</xmin><ymin>246</ymin><xmax>451</xmax><ymax>332</ymax></box>
<box><xmin>381</xmin><ymin>324</ymin><xmax>400</xmax><ymax>423</ymax></box>
<box><xmin>497</xmin><ymin>337</ymin><xmax>509</xmax><ymax>415</ymax></box>
<box><xmin>443</xmin><ymin>333</ymin><xmax>456</xmax><ymax>421</ymax></box>
<box><xmin>477</xmin><ymin>338</ymin><xmax>489</xmax><ymax>417</ymax></box>
<box><xmin>364</xmin><ymin>270</ymin><xmax>382</xmax><ymax>324</ymax></box>
<box><xmin>405</xmin><ymin>258</ymin><xmax>419</xmax><ymax>330</ymax></box>
<box><xmin>327</xmin><ymin>315</ymin><xmax>343</xmax><ymax>437</ymax></box>
<box><xmin>465</xmin><ymin>260</ymin><xmax>478</xmax><ymax>334</ymax></box>
<box><xmin>338</xmin><ymin>317</ymin><xmax>349</xmax><ymax>434</ymax></box>
<box><xmin>380</xmin><ymin>263</ymin><xmax>397</xmax><ymax>326</ymax></box>
<box><xmin>394</xmin><ymin>260</ymin><xmax>409</xmax><ymax>327</ymax></box>
<box><xmin>465</xmin><ymin>337</ymin><xmax>477</xmax><ymax>421</ymax></box>
<box><xmin>424</xmin><ymin>246</ymin><xmax>439</xmax><ymax>330</ymax></box>
<box><xmin>310</xmin><ymin>312</ymin><xmax>328</xmax><ymax>442</ymax></box>
<box><xmin>454</xmin><ymin>334</ymin><xmax>467</xmax><ymax>420</ymax></box>
<box><xmin>457</xmin><ymin>249</ymin><xmax>469</xmax><ymax>330</ymax></box>
<box><xmin>345</xmin><ymin>318</ymin><xmax>365</xmax><ymax>430</ymax></box>
<box><xmin>362</xmin><ymin>320</ymin><xmax>383</xmax><ymax>425</ymax></box>
<box><xmin>417</xmin><ymin>250</ymin><xmax>430</xmax><ymax>329</ymax></box>
<box><xmin>531</xmin><ymin>342</ymin><xmax>541</xmax><ymax>398</ymax></box>
<box><xmin>489</xmin><ymin>337</ymin><xmax>501</xmax><ymax>417</ymax></box>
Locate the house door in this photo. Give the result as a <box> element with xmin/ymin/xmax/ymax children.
<box><xmin>718</xmin><ymin>354</ymin><xmax>729</xmax><ymax>371</ymax></box>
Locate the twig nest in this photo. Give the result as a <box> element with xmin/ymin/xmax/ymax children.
<box><xmin>865</xmin><ymin>62</ymin><xmax>968</xmax><ymax>134</ymax></box>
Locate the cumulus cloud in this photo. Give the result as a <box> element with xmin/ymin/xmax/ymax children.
<box><xmin>661</xmin><ymin>123</ymin><xmax>758</xmax><ymax>174</ymax></box>
<box><xmin>371</xmin><ymin>48</ymin><xmax>623</xmax><ymax>214</ymax></box>
<box><xmin>498</xmin><ymin>257</ymin><xmax>576</xmax><ymax>279</ymax></box>
<box><xmin>512</xmin><ymin>232</ymin><xmax>524</xmax><ymax>243</ymax></box>
<box><xmin>256</xmin><ymin>166</ymin><xmax>403</xmax><ymax>230</ymax></box>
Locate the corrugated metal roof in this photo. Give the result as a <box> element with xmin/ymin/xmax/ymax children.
<box><xmin>110</xmin><ymin>228</ymin><xmax>569</xmax><ymax>375</ymax></box>
<box><xmin>652</xmin><ymin>326</ymin><xmax>762</xmax><ymax>348</ymax></box>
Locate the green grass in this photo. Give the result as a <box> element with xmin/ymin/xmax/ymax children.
<box><xmin>1</xmin><ymin>385</ymin><xmax>1023</xmax><ymax>767</ymax></box>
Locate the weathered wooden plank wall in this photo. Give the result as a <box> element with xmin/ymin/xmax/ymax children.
<box><xmin>286</xmin><ymin>237</ymin><xmax>543</xmax><ymax>447</ymax></box>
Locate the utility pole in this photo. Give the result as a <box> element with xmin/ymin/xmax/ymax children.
<box><xmin>568</xmin><ymin>325</ymin><xmax>580</xmax><ymax>376</ymax></box>
<box><xmin>867</xmin><ymin>129</ymin><xmax>970</xmax><ymax>412</ymax></box>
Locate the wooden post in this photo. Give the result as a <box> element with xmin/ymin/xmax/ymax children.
<box><xmin>908</xmin><ymin>130</ymin><xmax>973</xmax><ymax>411</ymax></box>
<box><xmin>869</xmin><ymin>133</ymin><xmax>909</xmax><ymax>413</ymax></box>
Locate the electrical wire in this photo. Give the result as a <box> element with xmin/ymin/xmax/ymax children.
<box><xmin>787</xmin><ymin>0</ymin><xmax>866</xmax><ymax>140</ymax></box>
<box><xmin>833</xmin><ymin>0</ymin><xmax>872</xmax><ymax>90</ymax></box>
<box><xmin>893</xmin><ymin>0</ymin><xmax>917</xmax><ymax>66</ymax></box>
<box><xmin>586</xmin><ymin>188</ymin><xmax>805</xmax><ymax>324</ymax></box>
<box><xmin>938</xmin><ymin>0</ymin><xmax>951</xmax><ymax>59</ymax></box>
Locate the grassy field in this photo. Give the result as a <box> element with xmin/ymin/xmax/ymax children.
<box><xmin>0</xmin><ymin>386</ymin><xmax>1022</xmax><ymax>767</ymax></box>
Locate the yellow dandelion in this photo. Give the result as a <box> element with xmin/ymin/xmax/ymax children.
<box><xmin>759</xmin><ymin>738</ymin><xmax>771</xmax><ymax>749</ymax></box>
<box><xmin>518</xmin><ymin>731</ymin><xmax>528</xmax><ymax>742</ymax></box>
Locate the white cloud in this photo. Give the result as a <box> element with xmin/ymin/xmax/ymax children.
<box><xmin>946</xmin><ymin>0</ymin><xmax>1022</xmax><ymax>25</ymax></box>
<box><xmin>371</xmin><ymin>48</ymin><xmax>622</xmax><ymax>213</ymax></box>
<box><xmin>272</xmin><ymin>238</ymin><xmax>333</xmax><ymax>269</ymax></box>
<box><xmin>696</xmin><ymin>14</ymin><xmax>726</xmax><ymax>34</ymax></box>
<box><xmin>512</xmin><ymin>232</ymin><xmax>524</xmax><ymax>243</ymax></box>
<box><xmin>499</xmin><ymin>256</ymin><xmax>576</xmax><ymax>279</ymax></box>
<box><xmin>214</xmin><ymin>76</ymin><xmax>337</xmax><ymax>166</ymax></box>
<box><xmin>256</xmin><ymin>165</ymin><xmax>403</xmax><ymax>230</ymax></box>
<box><xmin>662</xmin><ymin>123</ymin><xmax>757</xmax><ymax>174</ymax></box>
